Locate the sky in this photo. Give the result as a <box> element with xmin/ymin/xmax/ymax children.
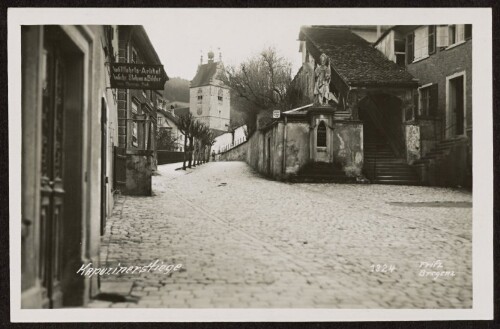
<box><xmin>144</xmin><ymin>9</ymin><xmax>307</xmax><ymax>80</ymax></box>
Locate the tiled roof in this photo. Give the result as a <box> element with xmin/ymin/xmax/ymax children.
<box><xmin>190</xmin><ymin>62</ymin><xmax>219</xmax><ymax>88</ymax></box>
<box><xmin>299</xmin><ymin>26</ymin><xmax>418</xmax><ymax>87</ymax></box>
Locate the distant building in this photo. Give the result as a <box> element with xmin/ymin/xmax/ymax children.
<box><xmin>189</xmin><ymin>50</ymin><xmax>230</xmax><ymax>131</ymax></box>
<box><xmin>157</xmin><ymin>107</ymin><xmax>186</xmax><ymax>152</ymax></box>
<box><xmin>374</xmin><ymin>25</ymin><xmax>472</xmax><ymax>187</ymax></box>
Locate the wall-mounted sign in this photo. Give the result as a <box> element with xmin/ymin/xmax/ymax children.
<box><xmin>273</xmin><ymin>110</ymin><xmax>281</xmax><ymax>119</ymax></box>
<box><xmin>110</xmin><ymin>63</ymin><xmax>168</xmax><ymax>90</ymax></box>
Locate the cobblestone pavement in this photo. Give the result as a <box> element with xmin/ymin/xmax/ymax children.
<box><xmin>87</xmin><ymin>161</ymin><xmax>472</xmax><ymax>309</ymax></box>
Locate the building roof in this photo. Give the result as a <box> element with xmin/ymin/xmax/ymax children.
<box><xmin>173</xmin><ymin>107</ymin><xmax>190</xmax><ymax>118</ymax></box>
<box><xmin>299</xmin><ymin>26</ymin><xmax>418</xmax><ymax>87</ymax></box>
<box><xmin>190</xmin><ymin>62</ymin><xmax>220</xmax><ymax>88</ymax></box>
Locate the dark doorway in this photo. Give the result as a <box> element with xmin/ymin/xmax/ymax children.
<box><xmin>358</xmin><ymin>93</ymin><xmax>404</xmax><ymax>157</ymax></box>
<box><xmin>267</xmin><ymin>137</ymin><xmax>271</xmax><ymax>175</ymax></box>
<box><xmin>449</xmin><ymin>75</ymin><xmax>465</xmax><ymax>136</ymax></box>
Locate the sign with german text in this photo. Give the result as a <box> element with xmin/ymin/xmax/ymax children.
<box><xmin>273</xmin><ymin>110</ymin><xmax>281</xmax><ymax>119</ymax></box>
<box><xmin>110</xmin><ymin>63</ymin><xmax>168</xmax><ymax>90</ymax></box>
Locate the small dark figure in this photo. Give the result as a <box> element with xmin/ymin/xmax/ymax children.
<box><xmin>212</xmin><ymin>150</ymin><xmax>216</xmax><ymax>162</ymax></box>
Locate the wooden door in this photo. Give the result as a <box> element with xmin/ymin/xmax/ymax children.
<box><xmin>40</xmin><ymin>32</ymin><xmax>65</xmax><ymax>308</ymax></box>
<box><xmin>101</xmin><ymin>99</ymin><xmax>107</xmax><ymax>235</ymax></box>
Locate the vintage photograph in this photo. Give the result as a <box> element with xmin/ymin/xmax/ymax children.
<box><xmin>10</xmin><ymin>7</ymin><xmax>493</xmax><ymax>322</ymax></box>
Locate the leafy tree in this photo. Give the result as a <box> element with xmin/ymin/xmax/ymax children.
<box><xmin>222</xmin><ymin>47</ymin><xmax>294</xmax><ymax>136</ymax></box>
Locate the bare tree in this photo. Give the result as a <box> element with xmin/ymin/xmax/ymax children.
<box><xmin>177</xmin><ymin>112</ymin><xmax>194</xmax><ymax>170</ymax></box>
<box><xmin>222</xmin><ymin>47</ymin><xmax>294</xmax><ymax>136</ymax></box>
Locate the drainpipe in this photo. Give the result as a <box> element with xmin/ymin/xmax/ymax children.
<box><xmin>282</xmin><ymin>114</ymin><xmax>288</xmax><ymax>179</ymax></box>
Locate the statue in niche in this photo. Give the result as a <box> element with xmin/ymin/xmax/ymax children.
<box><xmin>314</xmin><ymin>53</ymin><xmax>332</xmax><ymax>106</ymax></box>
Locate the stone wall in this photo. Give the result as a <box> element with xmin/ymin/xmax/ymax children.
<box><xmin>219</xmin><ymin>140</ymin><xmax>248</xmax><ymax>161</ymax></box>
<box><xmin>331</xmin><ymin>122</ymin><xmax>363</xmax><ymax>177</ymax></box>
<box><xmin>284</xmin><ymin>122</ymin><xmax>309</xmax><ymax>175</ymax></box>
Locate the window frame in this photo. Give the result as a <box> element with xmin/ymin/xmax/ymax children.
<box><xmin>316</xmin><ymin>121</ymin><xmax>327</xmax><ymax>148</ymax></box>
<box><xmin>418</xmin><ymin>83</ymin><xmax>439</xmax><ymax>118</ymax></box>
<box><xmin>406</xmin><ymin>33</ymin><xmax>415</xmax><ymax>64</ymax></box>
<box><xmin>428</xmin><ymin>25</ymin><xmax>436</xmax><ymax>55</ymax></box>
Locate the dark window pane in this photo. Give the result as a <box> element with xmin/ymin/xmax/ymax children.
<box><xmin>406</xmin><ymin>33</ymin><xmax>414</xmax><ymax>64</ymax></box>
<box><xmin>317</xmin><ymin>121</ymin><xmax>327</xmax><ymax>147</ymax></box>
<box><xmin>465</xmin><ymin>24</ymin><xmax>472</xmax><ymax>39</ymax></box>
<box><xmin>428</xmin><ymin>25</ymin><xmax>436</xmax><ymax>54</ymax></box>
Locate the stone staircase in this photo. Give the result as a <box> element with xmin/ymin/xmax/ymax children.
<box><xmin>412</xmin><ymin>137</ymin><xmax>471</xmax><ymax>187</ymax></box>
<box><xmin>291</xmin><ymin>162</ymin><xmax>357</xmax><ymax>183</ymax></box>
<box><xmin>363</xmin><ymin>142</ymin><xmax>420</xmax><ymax>186</ymax></box>
<box><xmin>414</xmin><ymin>137</ymin><xmax>466</xmax><ymax>164</ymax></box>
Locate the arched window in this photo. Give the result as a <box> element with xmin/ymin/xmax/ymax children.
<box><xmin>317</xmin><ymin>121</ymin><xmax>327</xmax><ymax>147</ymax></box>
<box><xmin>218</xmin><ymin>88</ymin><xmax>223</xmax><ymax>103</ymax></box>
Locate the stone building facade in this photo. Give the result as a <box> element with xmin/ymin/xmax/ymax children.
<box><xmin>189</xmin><ymin>51</ymin><xmax>230</xmax><ymax>131</ymax></box>
<box><xmin>21</xmin><ymin>25</ymin><xmax>119</xmax><ymax>308</ymax></box>
<box><xmin>114</xmin><ymin>26</ymin><xmax>168</xmax><ymax>195</ymax></box>
<box><xmin>374</xmin><ymin>25</ymin><xmax>472</xmax><ymax>187</ymax></box>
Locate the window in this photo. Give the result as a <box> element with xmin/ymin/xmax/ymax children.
<box><xmin>464</xmin><ymin>24</ymin><xmax>472</xmax><ymax>40</ymax></box>
<box><xmin>406</xmin><ymin>33</ymin><xmax>414</xmax><ymax>64</ymax></box>
<box><xmin>158</xmin><ymin>116</ymin><xmax>163</xmax><ymax>126</ymax></box>
<box><xmin>131</xmin><ymin>101</ymin><xmax>138</xmax><ymax>114</ymax></box>
<box><xmin>131</xmin><ymin>47</ymin><xmax>138</xmax><ymax>63</ymax></box>
<box><xmin>428</xmin><ymin>25</ymin><xmax>436</xmax><ymax>54</ymax></box>
<box><xmin>419</xmin><ymin>84</ymin><xmax>439</xmax><ymax>117</ymax></box>
<box><xmin>197</xmin><ymin>88</ymin><xmax>203</xmax><ymax>104</ymax></box>
<box><xmin>317</xmin><ymin>121</ymin><xmax>327</xmax><ymax>147</ymax></box>
<box><xmin>132</xmin><ymin>121</ymin><xmax>138</xmax><ymax>147</ymax></box>
<box><xmin>448</xmin><ymin>24</ymin><xmax>465</xmax><ymax>46</ymax></box>
<box><xmin>218</xmin><ymin>88</ymin><xmax>223</xmax><ymax>103</ymax></box>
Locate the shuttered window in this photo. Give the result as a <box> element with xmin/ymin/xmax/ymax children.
<box><xmin>406</xmin><ymin>33</ymin><xmax>414</xmax><ymax>64</ymax></box>
<box><xmin>428</xmin><ymin>25</ymin><xmax>436</xmax><ymax>54</ymax></box>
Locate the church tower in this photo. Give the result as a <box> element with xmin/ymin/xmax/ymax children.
<box><xmin>189</xmin><ymin>50</ymin><xmax>230</xmax><ymax>131</ymax></box>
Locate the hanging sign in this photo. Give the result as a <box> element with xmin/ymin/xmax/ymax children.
<box><xmin>110</xmin><ymin>63</ymin><xmax>168</xmax><ymax>90</ymax></box>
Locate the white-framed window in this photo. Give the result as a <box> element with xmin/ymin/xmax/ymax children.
<box><xmin>158</xmin><ymin>116</ymin><xmax>163</xmax><ymax>126</ymax></box>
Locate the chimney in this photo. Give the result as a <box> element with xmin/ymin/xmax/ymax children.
<box><xmin>218</xmin><ymin>47</ymin><xmax>222</xmax><ymax>62</ymax></box>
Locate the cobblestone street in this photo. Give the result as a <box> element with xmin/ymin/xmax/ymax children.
<box><xmin>88</xmin><ymin>161</ymin><xmax>472</xmax><ymax>309</ymax></box>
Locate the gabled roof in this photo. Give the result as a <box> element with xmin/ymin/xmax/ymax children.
<box><xmin>299</xmin><ymin>26</ymin><xmax>418</xmax><ymax>87</ymax></box>
<box><xmin>190</xmin><ymin>62</ymin><xmax>220</xmax><ymax>88</ymax></box>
